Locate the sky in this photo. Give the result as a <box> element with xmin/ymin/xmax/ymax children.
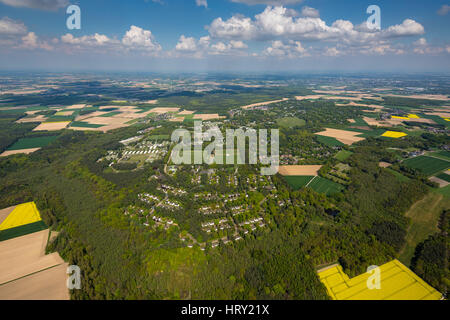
<box><xmin>0</xmin><ymin>0</ymin><xmax>449</xmax><ymax>72</ymax></box>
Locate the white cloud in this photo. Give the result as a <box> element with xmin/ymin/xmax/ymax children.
<box><xmin>301</xmin><ymin>6</ymin><xmax>319</xmax><ymax>18</ymax></box>
<box><xmin>324</xmin><ymin>47</ymin><xmax>340</xmax><ymax>56</ymax></box>
<box><xmin>58</xmin><ymin>26</ymin><xmax>161</xmax><ymax>54</ymax></box>
<box><xmin>0</xmin><ymin>17</ymin><xmax>27</xmax><ymax>35</ymax></box>
<box><xmin>437</xmin><ymin>4</ymin><xmax>450</xmax><ymax>16</ymax></box>
<box><xmin>230</xmin><ymin>40</ymin><xmax>248</xmax><ymax>49</ymax></box>
<box><xmin>122</xmin><ymin>25</ymin><xmax>161</xmax><ymax>51</ymax></box>
<box><xmin>414</xmin><ymin>38</ymin><xmax>427</xmax><ymax>46</ymax></box>
<box><xmin>382</xmin><ymin>19</ymin><xmax>424</xmax><ymax>37</ymax></box>
<box><xmin>196</xmin><ymin>0</ymin><xmax>207</xmax><ymax>8</ymax></box>
<box><xmin>0</xmin><ymin>0</ymin><xmax>68</xmax><ymax>11</ymax></box>
<box><xmin>20</xmin><ymin>32</ymin><xmax>53</xmax><ymax>50</ymax></box>
<box><xmin>230</xmin><ymin>0</ymin><xmax>303</xmax><ymax>5</ymax></box>
<box><xmin>209</xmin><ymin>6</ymin><xmax>425</xmax><ymax>43</ymax></box>
<box><xmin>263</xmin><ymin>40</ymin><xmax>307</xmax><ymax>57</ymax></box>
<box><xmin>61</xmin><ymin>33</ymin><xmax>113</xmax><ymax>46</ymax></box>
<box><xmin>176</xmin><ymin>35</ymin><xmax>197</xmax><ymax>51</ymax></box>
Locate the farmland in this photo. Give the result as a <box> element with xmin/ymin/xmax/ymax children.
<box><xmin>403</xmin><ymin>156</ymin><xmax>450</xmax><ymax>176</ymax></box>
<box><xmin>276</xmin><ymin>117</ymin><xmax>306</xmax><ymax>128</ymax></box>
<box><xmin>283</xmin><ymin>176</ymin><xmax>315</xmax><ymax>190</ymax></box>
<box><xmin>334</xmin><ymin>150</ymin><xmax>353</xmax><ymax>161</ymax></box>
<box><xmin>5</xmin><ymin>136</ymin><xmax>59</xmax><ymax>151</ymax></box>
<box><xmin>308</xmin><ymin>176</ymin><xmax>344</xmax><ymax>195</ymax></box>
<box><xmin>398</xmin><ymin>193</ymin><xmax>449</xmax><ymax>266</ymax></box>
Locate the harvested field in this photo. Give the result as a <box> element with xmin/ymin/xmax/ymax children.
<box><xmin>384</xmin><ymin>94</ymin><xmax>449</xmax><ymax>101</ymax></box>
<box><xmin>379</xmin><ymin>162</ymin><xmax>392</xmax><ymax>168</ymax></box>
<box><xmin>0</xmin><ymin>263</ymin><xmax>70</xmax><ymax>300</ymax></box>
<box><xmin>66</xmin><ymin>104</ymin><xmax>86</xmax><ymax>109</ymax></box>
<box><xmin>347</xmin><ymin>119</ymin><xmax>356</xmax><ymax>123</ymax></box>
<box><xmin>278</xmin><ymin>165</ymin><xmax>322</xmax><ymax>176</ymax></box>
<box><xmin>143</xmin><ymin>100</ymin><xmax>158</xmax><ymax>104</ymax></box>
<box><xmin>424</xmin><ymin>112</ymin><xmax>450</xmax><ymax>118</ymax></box>
<box><xmin>149</xmin><ymin>107</ymin><xmax>180</xmax><ymax>114</ymax></box>
<box><xmin>55</xmin><ymin>111</ymin><xmax>74</xmax><ymax>116</ymax></box>
<box><xmin>0</xmin><ymin>148</ymin><xmax>41</xmax><ymax>157</ymax></box>
<box><xmin>16</xmin><ymin>115</ymin><xmax>47</xmax><ymax>123</ymax></box>
<box><xmin>0</xmin><ymin>229</ymin><xmax>69</xmax><ymax>300</ymax></box>
<box><xmin>429</xmin><ymin>176</ymin><xmax>449</xmax><ymax>188</ymax></box>
<box><xmin>33</xmin><ymin>122</ymin><xmax>70</xmax><ymax>131</ymax></box>
<box><xmin>315</xmin><ymin>128</ymin><xmax>365</xmax><ymax>145</ymax></box>
<box><xmin>169</xmin><ymin>117</ymin><xmax>185</xmax><ymax>122</ymax></box>
<box><xmin>193</xmin><ymin>114</ymin><xmax>224</xmax><ymax>120</ymax></box>
<box><xmin>241</xmin><ymin>98</ymin><xmax>288</xmax><ymax>109</ymax></box>
<box><xmin>178</xmin><ymin>110</ymin><xmax>195</xmax><ymax>115</ymax></box>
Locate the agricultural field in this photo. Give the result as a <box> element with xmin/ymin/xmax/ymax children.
<box><xmin>0</xmin><ymin>228</ymin><xmax>69</xmax><ymax>300</ymax></box>
<box><xmin>5</xmin><ymin>136</ymin><xmax>59</xmax><ymax>151</ymax></box>
<box><xmin>315</xmin><ymin>128</ymin><xmax>365</xmax><ymax>146</ymax></box>
<box><xmin>33</xmin><ymin>121</ymin><xmax>70</xmax><ymax>131</ymax></box>
<box><xmin>317</xmin><ymin>260</ymin><xmax>442</xmax><ymax>300</ymax></box>
<box><xmin>0</xmin><ymin>202</ymin><xmax>42</xmax><ymax>231</ymax></box>
<box><xmin>276</xmin><ymin>117</ymin><xmax>306</xmax><ymax>128</ymax></box>
<box><xmin>278</xmin><ymin>165</ymin><xmax>322</xmax><ymax>176</ymax></box>
<box><xmin>382</xmin><ymin>131</ymin><xmax>408</xmax><ymax>138</ymax></box>
<box><xmin>398</xmin><ymin>193</ymin><xmax>449</xmax><ymax>266</ymax></box>
<box><xmin>308</xmin><ymin>176</ymin><xmax>344</xmax><ymax>195</ymax></box>
<box><xmin>283</xmin><ymin>176</ymin><xmax>315</xmax><ymax>190</ymax></box>
<box><xmin>316</xmin><ymin>135</ymin><xmax>345</xmax><ymax>147</ymax></box>
<box><xmin>334</xmin><ymin>150</ymin><xmax>353</xmax><ymax>161</ymax></box>
<box><xmin>435</xmin><ymin>172</ymin><xmax>450</xmax><ymax>183</ymax></box>
<box><xmin>403</xmin><ymin>156</ymin><xmax>450</xmax><ymax>176</ymax></box>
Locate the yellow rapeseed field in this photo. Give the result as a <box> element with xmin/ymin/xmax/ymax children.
<box><xmin>391</xmin><ymin>116</ymin><xmax>409</xmax><ymax>120</ymax></box>
<box><xmin>0</xmin><ymin>202</ymin><xmax>42</xmax><ymax>231</ymax></box>
<box><xmin>382</xmin><ymin>131</ymin><xmax>408</xmax><ymax>138</ymax></box>
<box><xmin>317</xmin><ymin>259</ymin><xmax>442</xmax><ymax>300</ymax></box>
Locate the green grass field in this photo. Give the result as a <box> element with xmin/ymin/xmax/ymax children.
<box><xmin>70</xmin><ymin>121</ymin><xmax>105</xmax><ymax>128</ymax></box>
<box><xmin>385</xmin><ymin>168</ymin><xmax>411</xmax><ymax>182</ymax></box>
<box><xmin>99</xmin><ymin>111</ymin><xmax>122</xmax><ymax>117</ymax></box>
<box><xmin>316</xmin><ymin>135</ymin><xmax>345</xmax><ymax>147</ymax></box>
<box><xmin>308</xmin><ymin>176</ymin><xmax>344</xmax><ymax>195</ymax></box>
<box><xmin>398</xmin><ymin>192</ymin><xmax>449</xmax><ymax>266</ymax></box>
<box><xmin>6</xmin><ymin>136</ymin><xmax>59</xmax><ymax>151</ymax></box>
<box><xmin>403</xmin><ymin>156</ymin><xmax>450</xmax><ymax>176</ymax></box>
<box><xmin>436</xmin><ymin>173</ymin><xmax>450</xmax><ymax>183</ymax></box>
<box><xmin>47</xmin><ymin>115</ymin><xmax>74</xmax><ymax>122</ymax></box>
<box><xmin>0</xmin><ymin>220</ymin><xmax>47</xmax><ymax>242</ymax></box>
<box><xmin>283</xmin><ymin>176</ymin><xmax>315</xmax><ymax>190</ymax></box>
<box><xmin>352</xmin><ymin>118</ymin><xmax>368</xmax><ymax>127</ymax></box>
<box><xmin>147</xmin><ymin>135</ymin><xmax>170</xmax><ymax>140</ymax></box>
<box><xmin>334</xmin><ymin>150</ymin><xmax>353</xmax><ymax>161</ymax></box>
<box><xmin>428</xmin><ymin>151</ymin><xmax>450</xmax><ymax>161</ymax></box>
<box><xmin>276</xmin><ymin>117</ymin><xmax>306</xmax><ymax>128</ymax></box>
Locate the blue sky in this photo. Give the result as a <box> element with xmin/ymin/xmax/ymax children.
<box><xmin>0</xmin><ymin>0</ymin><xmax>449</xmax><ymax>72</ymax></box>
